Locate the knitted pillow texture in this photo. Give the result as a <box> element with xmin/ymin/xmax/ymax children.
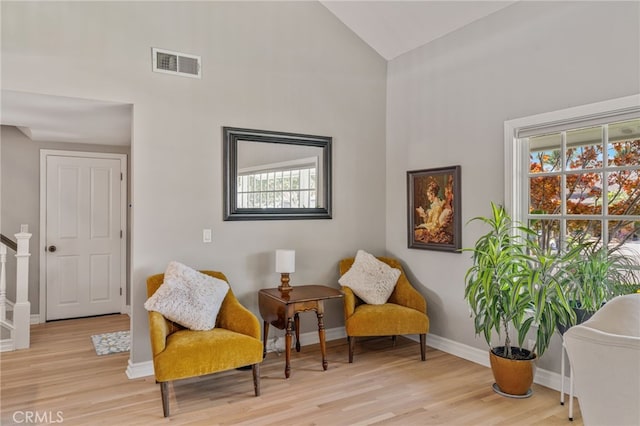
<box><xmin>144</xmin><ymin>261</ymin><xmax>229</xmax><ymax>330</ymax></box>
<box><xmin>338</xmin><ymin>250</ymin><xmax>401</xmax><ymax>305</ymax></box>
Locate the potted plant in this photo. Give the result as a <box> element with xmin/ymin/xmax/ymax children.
<box><xmin>464</xmin><ymin>202</ymin><xmax>579</xmax><ymax>397</ymax></box>
<box><xmin>557</xmin><ymin>245</ymin><xmax>611</xmax><ymax>334</ymax></box>
<box><xmin>557</xmin><ymin>243</ymin><xmax>640</xmax><ymax>334</ymax></box>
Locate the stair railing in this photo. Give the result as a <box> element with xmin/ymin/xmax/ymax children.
<box><xmin>0</xmin><ymin>225</ymin><xmax>32</xmax><ymax>350</ymax></box>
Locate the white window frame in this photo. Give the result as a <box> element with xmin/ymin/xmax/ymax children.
<box><xmin>504</xmin><ymin>95</ymin><xmax>640</xmax><ymax>233</ymax></box>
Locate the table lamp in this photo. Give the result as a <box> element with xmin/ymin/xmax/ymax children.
<box><xmin>275</xmin><ymin>249</ymin><xmax>295</xmax><ymax>293</ymax></box>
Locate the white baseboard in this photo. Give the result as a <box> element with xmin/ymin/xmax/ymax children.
<box><xmin>298</xmin><ymin>325</ymin><xmax>347</xmax><ymax>346</ymax></box>
<box><xmin>1</xmin><ymin>313</ymin><xmax>41</xmax><ymax>324</ymax></box>
<box><xmin>0</xmin><ymin>338</ymin><xmax>15</xmax><ymax>352</ymax></box>
<box><xmin>3</xmin><ymin>304</ymin><xmax>40</xmax><ymax>324</ymax></box>
<box><xmin>416</xmin><ymin>333</ymin><xmax>568</xmax><ymax>393</ymax></box>
<box><xmin>423</xmin><ymin>333</ymin><xmax>490</xmax><ymax>368</ymax></box>
<box><xmin>126</xmin><ymin>358</ymin><xmax>154</xmax><ymax>379</ymax></box>
<box><xmin>124</xmin><ymin>326</ymin><xmax>570</xmax><ymax>394</ymax></box>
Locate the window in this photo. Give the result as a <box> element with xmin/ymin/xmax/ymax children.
<box><xmin>505</xmin><ymin>96</ymin><xmax>640</xmax><ymax>252</ymax></box>
<box><xmin>236</xmin><ymin>157</ymin><xmax>318</xmax><ymax>209</ymax></box>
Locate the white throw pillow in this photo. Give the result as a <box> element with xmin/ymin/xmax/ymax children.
<box><xmin>338</xmin><ymin>250</ymin><xmax>401</xmax><ymax>305</ymax></box>
<box><xmin>144</xmin><ymin>261</ymin><xmax>229</xmax><ymax>331</ymax></box>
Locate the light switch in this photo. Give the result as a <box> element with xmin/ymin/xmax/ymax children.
<box><xmin>202</xmin><ymin>229</ymin><xmax>212</xmax><ymax>243</ymax></box>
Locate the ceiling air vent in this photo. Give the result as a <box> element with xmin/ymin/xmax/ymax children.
<box><xmin>152</xmin><ymin>47</ymin><xmax>201</xmax><ymax>79</ymax></box>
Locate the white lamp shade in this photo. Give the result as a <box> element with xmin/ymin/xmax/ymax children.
<box><xmin>275</xmin><ymin>249</ymin><xmax>295</xmax><ymax>273</ymax></box>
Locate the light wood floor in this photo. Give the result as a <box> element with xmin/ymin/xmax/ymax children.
<box><xmin>1</xmin><ymin>314</ymin><xmax>582</xmax><ymax>425</ymax></box>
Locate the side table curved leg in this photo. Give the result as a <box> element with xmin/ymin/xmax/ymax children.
<box><xmin>285</xmin><ymin>317</ymin><xmax>293</xmax><ymax>378</ymax></box>
<box><xmin>294</xmin><ymin>313</ymin><xmax>301</xmax><ymax>352</ymax></box>
<box><xmin>317</xmin><ymin>310</ymin><xmax>328</xmax><ymax>371</ymax></box>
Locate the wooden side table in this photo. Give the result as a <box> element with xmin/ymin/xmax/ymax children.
<box><xmin>258</xmin><ymin>285</ymin><xmax>343</xmax><ymax>378</ymax></box>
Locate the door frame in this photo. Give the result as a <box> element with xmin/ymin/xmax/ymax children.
<box><xmin>39</xmin><ymin>150</ymin><xmax>128</xmax><ymax>323</ymax></box>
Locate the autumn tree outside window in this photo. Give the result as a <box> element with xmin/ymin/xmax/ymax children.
<box><xmin>505</xmin><ymin>96</ymin><xmax>640</xmax><ymax>256</ymax></box>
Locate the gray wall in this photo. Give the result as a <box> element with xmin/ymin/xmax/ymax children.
<box><xmin>2</xmin><ymin>1</ymin><xmax>387</xmax><ymax>363</ymax></box>
<box><xmin>0</xmin><ymin>125</ymin><xmax>131</xmax><ymax>311</ymax></box>
<box><xmin>5</xmin><ymin>0</ymin><xmax>636</xmax><ymax>376</ymax></box>
<box><xmin>386</xmin><ymin>1</ymin><xmax>640</xmax><ymax>373</ymax></box>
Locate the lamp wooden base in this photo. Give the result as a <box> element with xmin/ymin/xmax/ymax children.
<box><xmin>278</xmin><ymin>273</ymin><xmax>292</xmax><ymax>294</ymax></box>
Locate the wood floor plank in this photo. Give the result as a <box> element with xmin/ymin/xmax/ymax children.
<box><xmin>0</xmin><ymin>314</ymin><xmax>582</xmax><ymax>425</ymax></box>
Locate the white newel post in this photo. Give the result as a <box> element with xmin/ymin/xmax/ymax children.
<box><xmin>14</xmin><ymin>224</ymin><xmax>32</xmax><ymax>349</ymax></box>
<box><xmin>0</xmin><ymin>243</ymin><xmax>6</xmax><ymax>323</ymax></box>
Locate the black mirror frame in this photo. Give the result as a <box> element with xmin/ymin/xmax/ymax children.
<box><xmin>223</xmin><ymin>127</ymin><xmax>332</xmax><ymax>221</ymax></box>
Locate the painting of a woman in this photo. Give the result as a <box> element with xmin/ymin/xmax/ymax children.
<box><xmin>416</xmin><ymin>180</ymin><xmax>444</xmax><ymax>233</ymax></box>
<box><xmin>408</xmin><ymin>166</ymin><xmax>461</xmax><ymax>251</ymax></box>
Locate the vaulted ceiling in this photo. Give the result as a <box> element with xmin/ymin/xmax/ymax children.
<box><xmin>1</xmin><ymin>1</ymin><xmax>517</xmax><ymax>146</ymax></box>
<box><xmin>320</xmin><ymin>1</ymin><xmax>517</xmax><ymax>60</ymax></box>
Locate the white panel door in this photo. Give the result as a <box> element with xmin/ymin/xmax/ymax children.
<box><xmin>46</xmin><ymin>155</ymin><xmax>123</xmax><ymax>320</ymax></box>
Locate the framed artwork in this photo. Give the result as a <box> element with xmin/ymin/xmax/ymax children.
<box><xmin>407</xmin><ymin>165</ymin><xmax>461</xmax><ymax>252</ymax></box>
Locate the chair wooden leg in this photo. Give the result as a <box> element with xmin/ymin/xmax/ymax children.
<box><xmin>160</xmin><ymin>381</ymin><xmax>170</xmax><ymax>417</ymax></box>
<box><xmin>252</xmin><ymin>363</ymin><xmax>261</xmax><ymax>396</ymax></box>
<box><xmin>391</xmin><ymin>335</ymin><xmax>397</xmax><ymax>346</ymax></box>
<box><xmin>348</xmin><ymin>336</ymin><xmax>355</xmax><ymax>363</ymax></box>
<box><xmin>420</xmin><ymin>334</ymin><xmax>426</xmax><ymax>361</ymax></box>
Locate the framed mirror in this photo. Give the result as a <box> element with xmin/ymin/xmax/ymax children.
<box><xmin>223</xmin><ymin>127</ymin><xmax>332</xmax><ymax>221</ymax></box>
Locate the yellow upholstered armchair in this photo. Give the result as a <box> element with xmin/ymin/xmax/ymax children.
<box><xmin>146</xmin><ymin>271</ymin><xmax>263</xmax><ymax>417</ymax></box>
<box><xmin>339</xmin><ymin>257</ymin><xmax>429</xmax><ymax>363</ymax></box>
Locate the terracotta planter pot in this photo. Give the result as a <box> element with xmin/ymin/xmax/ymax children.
<box><xmin>489</xmin><ymin>347</ymin><xmax>537</xmax><ymax>396</ymax></box>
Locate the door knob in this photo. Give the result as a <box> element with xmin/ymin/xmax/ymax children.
<box><xmin>48</xmin><ymin>245</ymin><xmax>57</xmax><ymax>253</ymax></box>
